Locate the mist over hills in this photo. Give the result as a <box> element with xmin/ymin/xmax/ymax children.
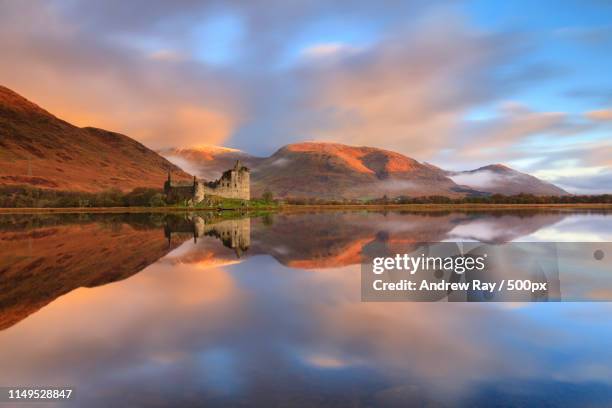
<box><xmin>447</xmin><ymin>164</ymin><xmax>568</xmax><ymax>196</ymax></box>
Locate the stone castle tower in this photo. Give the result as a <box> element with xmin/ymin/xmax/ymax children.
<box><xmin>165</xmin><ymin>160</ymin><xmax>250</xmax><ymax>204</ymax></box>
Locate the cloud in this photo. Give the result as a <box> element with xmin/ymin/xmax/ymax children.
<box><xmin>229</xmin><ymin>10</ymin><xmax>550</xmax><ymax>157</ymax></box>
<box><xmin>0</xmin><ymin>0</ymin><xmax>609</xmax><ymax>194</ymax></box>
<box><xmin>0</xmin><ymin>0</ymin><xmax>242</xmax><ymax>149</ymax></box>
<box><xmin>300</xmin><ymin>42</ymin><xmax>358</xmax><ymax>59</ymax></box>
<box><xmin>563</xmin><ymin>87</ymin><xmax>612</xmax><ymax>104</ymax></box>
<box><xmin>163</xmin><ymin>155</ymin><xmax>202</xmax><ymax>178</ymax></box>
<box><xmin>268</xmin><ymin>158</ymin><xmax>290</xmax><ymax>168</ymax></box>
<box><xmin>456</xmin><ymin>103</ymin><xmax>590</xmax><ymax>153</ymax></box>
<box><xmin>449</xmin><ymin>170</ymin><xmax>518</xmax><ymax>189</ymax></box>
<box><xmin>374</xmin><ymin>180</ymin><xmax>419</xmax><ymax>192</ymax></box>
<box><xmin>585</xmin><ymin>108</ymin><xmax>612</xmax><ymax>121</ymax></box>
<box><xmin>554</xmin><ymin>25</ymin><xmax>612</xmax><ymax>46</ymax></box>
<box><xmin>426</xmin><ymin>102</ymin><xmax>600</xmax><ymax>172</ymax></box>
<box><xmin>0</xmin><ymin>0</ymin><xmax>536</xmax><ymax>156</ymax></box>
<box><xmin>148</xmin><ymin>49</ymin><xmax>185</xmax><ymax>62</ymax></box>
<box><xmin>535</xmin><ymin>165</ymin><xmax>612</xmax><ymax>195</ymax></box>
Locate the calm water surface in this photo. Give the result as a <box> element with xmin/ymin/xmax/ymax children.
<box><xmin>0</xmin><ymin>210</ymin><xmax>611</xmax><ymax>407</ymax></box>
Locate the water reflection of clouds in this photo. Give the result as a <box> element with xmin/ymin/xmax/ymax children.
<box><xmin>0</xmin><ymin>256</ymin><xmax>539</xmax><ymax>401</ymax></box>
<box><xmin>528</xmin><ymin>215</ymin><xmax>612</xmax><ymax>242</ymax></box>
<box><xmin>447</xmin><ymin>213</ymin><xmax>612</xmax><ymax>243</ymax></box>
<box><xmin>0</xmin><ymin>261</ymin><xmax>245</xmax><ymax>386</ymax></box>
<box><xmin>0</xmin><ymin>212</ymin><xmax>611</xmax><ymax>406</ymax></box>
<box><xmin>448</xmin><ymin>214</ymin><xmax>567</xmax><ymax>243</ymax></box>
<box><xmin>228</xmin><ymin>260</ymin><xmax>567</xmax><ymax>396</ymax></box>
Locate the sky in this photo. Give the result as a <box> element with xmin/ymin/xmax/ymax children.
<box><xmin>0</xmin><ymin>0</ymin><xmax>610</xmax><ymax>193</ymax></box>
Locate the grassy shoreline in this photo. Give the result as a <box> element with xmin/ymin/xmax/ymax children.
<box><xmin>1</xmin><ymin>203</ymin><xmax>611</xmax><ymax>214</ymax></box>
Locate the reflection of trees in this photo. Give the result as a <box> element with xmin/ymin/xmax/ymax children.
<box><xmin>262</xmin><ymin>213</ymin><xmax>274</xmax><ymax>227</ymax></box>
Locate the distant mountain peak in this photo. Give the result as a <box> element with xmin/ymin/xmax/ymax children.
<box><xmin>277</xmin><ymin>141</ymin><xmax>421</xmax><ymax>176</ymax></box>
<box><xmin>282</xmin><ymin>141</ymin><xmax>406</xmax><ymax>157</ymax></box>
<box><xmin>474</xmin><ymin>163</ymin><xmax>513</xmax><ymax>173</ymax></box>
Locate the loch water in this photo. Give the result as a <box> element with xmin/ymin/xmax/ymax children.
<box><xmin>0</xmin><ymin>210</ymin><xmax>611</xmax><ymax>407</ymax></box>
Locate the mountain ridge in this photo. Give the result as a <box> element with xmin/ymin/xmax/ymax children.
<box><xmin>162</xmin><ymin>142</ymin><xmax>569</xmax><ymax>199</ymax></box>
<box><xmin>0</xmin><ymin>85</ymin><xmax>191</xmax><ymax>192</ymax></box>
<box><xmin>0</xmin><ymin>85</ymin><xmax>569</xmax><ymax>198</ymax></box>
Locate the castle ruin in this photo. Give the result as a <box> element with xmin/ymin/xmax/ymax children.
<box><xmin>164</xmin><ymin>160</ymin><xmax>250</xmax><ymax>204</ymax></box>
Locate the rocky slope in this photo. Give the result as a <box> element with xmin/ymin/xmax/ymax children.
<box><xmin>0</xmin><ymin>85</ymin><xmax>191</xmax><ymax>192</ymax></box>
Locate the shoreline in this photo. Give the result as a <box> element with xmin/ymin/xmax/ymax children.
<box><xmin>279</xmin><ymin>203</ymin><xmax>612</xmax><ymax>212</ymax></box>
<box><xmin>1</xmin><ymin>203</ymin><xmax>611</xmax><ymax>214</ymax></box>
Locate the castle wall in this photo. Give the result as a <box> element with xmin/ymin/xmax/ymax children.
<box><xmin>195</xmin><ymin>169</ymin><xmax>250</xmax><ymax>201</ymax></box>
<box><xmin>194</xmin><ymin>167</ymin><xmax>250</xmax><ymax>202</ymax></box>
<box><xmin>166</xmin><ymin>161</ymin><xmax>250</xmax><ymax>204</ymax></box>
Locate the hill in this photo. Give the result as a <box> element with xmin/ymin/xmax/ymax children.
<box><xmin>0</xmin><ymin>85</ymin><xmax>191</xmax><ymax>192</ymax></box>
<box><xmin>163</xmin><ymin>142</ymin><xmax>568</xmax><ymax>199</ymax></box>
<box><xmin>250</xmin><ymin>142</ymin><xmax>463</xmax><ymax>199</ymax></box>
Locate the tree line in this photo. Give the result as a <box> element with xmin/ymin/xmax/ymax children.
<box><xmin>284</xmin><ymin>193</ymin><xmax>612</xmax><ymax>205</ymax></box>
<box><xmin>0</xmin><ymin>185</ymin><xmax>610</xmax><ymax>208</ymax></box>
<box><xmin>0</xmin><ymin>185</ymin><xmax>277</xmax><ymax>208</ymax></box>
<box><xmin>370</xmin><ymin>193</ymin><xmax>612</xmax><ymax>205</ymax></box>
<box><xmin>0</xmin><ymin>186</ymin><xmax>166</xmax><ymax>208</ymax></box>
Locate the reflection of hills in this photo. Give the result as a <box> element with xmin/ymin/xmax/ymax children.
<box><xmin>250</xmin><ymin>212</ymin><xmax>446</xmax><ymax>268</ymax></box>
<box><xmin>0</xmin><ymin>210</ymin><xmax>567</xmax><ymax>330</ymax></box>
<box><xmin>162</xmin><ymin>211</ymin><xmax>567</xmax><ymax>270</ymax></box>
<box><xmin>0</xmin><ymin>221</ymin><xmax>187</xmax><ymax>331</ymax></box>
<box><xmin>0</xmin><ymin>213</ymin><xmax>250</xmax><ymax>331</ymax></box>
<box><xmin>250</xmin><ymin>211</ymin><xmax>567</xmax><ymax>268</ymax></box>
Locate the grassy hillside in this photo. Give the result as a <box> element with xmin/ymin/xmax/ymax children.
<box><xmin>0</xmin><ymin>85</ymin><xmax>191</xmax><ymax>192</ymax></box>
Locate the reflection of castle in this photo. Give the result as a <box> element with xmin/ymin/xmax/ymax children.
<box><xmin>164</xmin><ymin>160</ymin><xmax>250</xmax><ymax>204</ymax></box>
<box><xmin>165</xmin><ymin>215</ymin><xmax>251</xmax><ymax>257</ymax></box>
